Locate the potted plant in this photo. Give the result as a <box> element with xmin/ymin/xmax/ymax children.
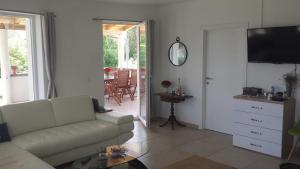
<box><xmin>104</xmin><ymin>67</ymin><xmax>112</xmax><ymax>78</ymax></box>
<box><xmin>161</xmin><ymin>80</ymin><xmax>172</xmax><ymax>93</ymax></box>
<box><xmin>11</xmin><ymin>66</ymin><xmax>18</xmax><ymax>75</ymax></box>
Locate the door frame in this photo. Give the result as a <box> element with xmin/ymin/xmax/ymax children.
<box><xmin>0</xmin><ymin>10</ymin><xmax>41</xmax><ymax>102</ymax></box>
<box><xmin>137</xmin><ymin>20</ymin><xmax>152</xmax><ymax>128</ymax></box>
<box><xmin>200</xmin><ymin>23</ymin><xmax>249</xmax><ymax>129</ymax></box>
<box><xmin>100</xmin><ymin>19</ymin><xmax>152</xmax><ymax>127</ymax></box>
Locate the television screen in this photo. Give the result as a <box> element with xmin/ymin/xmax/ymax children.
<box><xmin>247</xmin><ymin>26</ymin><xmax>300</xmax><ymax>63</ymax></box>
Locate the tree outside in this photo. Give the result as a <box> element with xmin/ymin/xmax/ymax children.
<box><xmin>7</xmin><ymin>30</ymin><xmax>29</xmax><ymax>74</ymax></box>
<box><xmin>127</xmin><ymin>27</ymin><xmax>146</xmax><ymax>67</ymax></box>
<box><xmin>103</xmin><ymin>26</ymin><xmax>147</xmax><ymax>68</ymax></box>
<box><xmin>103</xmin><ymin>35</ymin><xmax>118</xmax><ymax>68</ymax></box>
<box><xmin>9</xmin><ymin>46</ymin><xmax>28</xmax><ymax>74</ymax></box>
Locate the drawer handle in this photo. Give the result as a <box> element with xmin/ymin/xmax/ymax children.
<box><xmin>250</xmin><ymin>118</ymin><xmax>263</xmax><ymax>123</ymax></box>
<box><xmin>250</xmin><ymin>131</ymin><xmax>262</xmax><ymax>135</ymax></box>
<box><xmin>251</xmin><ymin>106</ymin><xmax>263</xmax><ymax>110</ymax></box>
<box><xmin>250</xmin><ymin>143</ymin><xmax>262</xmax><ymax>148</ymax></box>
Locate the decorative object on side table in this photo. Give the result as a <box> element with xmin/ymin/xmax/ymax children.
<box><xmin>175</xmin><ymin>78</ymin><xmax>182</xmax><ymax>96</ymax></box>
<box><xmin>161</xmin><ymin>80</ymin><xmax>172</xmax><ymax>93</ymax></box>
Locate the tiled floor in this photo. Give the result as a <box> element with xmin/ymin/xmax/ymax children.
<box><xmin>105</xmin><ymin>95</ymin><xmax>139</xmax><ymax>117</ymax></box>
<box><xmin>128</xmin><ymin>120</ymin><xmax>300</xmax><ymax>169</ymax></box>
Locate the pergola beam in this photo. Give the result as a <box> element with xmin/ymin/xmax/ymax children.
<box><xmin>0</xmin><ymin>16</ymin><xmax>26</xmax><ymax>30</ymax></box>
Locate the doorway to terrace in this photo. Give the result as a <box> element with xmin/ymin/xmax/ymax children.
<box><xmin>102</xmin><ymin>21</ymin><xmax>149</xmax><ymax>125</ymax></box>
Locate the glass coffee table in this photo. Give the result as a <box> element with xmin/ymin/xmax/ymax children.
<box><xmin>73</xmin><ymin>142</ymin><xmax>149</xmax><ymax>169</ymax></box>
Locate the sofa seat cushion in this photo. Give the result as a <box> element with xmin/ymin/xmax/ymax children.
<box><xmin>0</xmin><ymin>142</ymin><xmax>54</xmax><ymax>169</ymax></box>
<box><xmin>96</xmin><ymin>112</ymin><xmax>134</xmax><ymax>124</ymax></box>
<box><xmin>12</xmin><ymin>120</ymin><xmax>119</xmax><ymax>157</ymax></box>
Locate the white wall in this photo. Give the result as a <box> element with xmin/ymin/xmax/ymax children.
<box><xmin>155</xmin><ymin>0</ymin><xmax>300</xmax><ymax>127</ymax></box>
<box><xmin>2</xmin><ymin>0</ymin><xmax>300</xmax><ymax>127</ymax></box>
<box><xmin>0</xmin><ymin>0</ymin><xmax>159</xmax><ymax>105</ymax></box>
<box><xmin>247</xmin><ymin>0</ymin><xmax>300</xmax><ymax>123</ymax></box>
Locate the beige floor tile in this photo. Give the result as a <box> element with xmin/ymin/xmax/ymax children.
<box><xmin>143</xmin><ymin>136</ymin><xmax>176</xmax><ymax>157</ymax></box>
<box><xmin>208</xmin><ymin>146</ymin><xmax>266</xmax><ymax>169</ymax></box>
<box><xmin>139</xmin><ymin>156</ymin><xmax>165</xmax><ymax>169</ymax></box>
<box><xmin>201</xmin><ymin>132</ymin><xmax>233</xmax><ymax>146</ymax></box>
<box><xmin>105</xmin><ymin>96</ymin><xmax>139</xmax><ymax>117</ymax></box>
<box><xmin>243</xmin><ymin>155</ymin><xmax>283</xmax><ymax>169</ymax></box>
<box><xmin>177</xmin><ymin>139</ymin><xmax>228</xmax><ymax>157</ymax></box>
<box><xmin>139</xmin><ymin>148</ymin><xmax>193</xmax><ymax>169</ymax></box>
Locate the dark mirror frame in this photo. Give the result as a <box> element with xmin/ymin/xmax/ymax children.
<box><xmin>168</xmin><ymin>37</ymin><xmax>188</xmax><ymax>66</ymax></box>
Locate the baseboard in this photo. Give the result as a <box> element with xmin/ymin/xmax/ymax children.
<box><xmin>151</xmin><ymin>117</ymin><xmax>199</xmax><ymax>129</ymax></box>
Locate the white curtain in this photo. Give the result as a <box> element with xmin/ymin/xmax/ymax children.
<box><xmin>42</xmin><ymin>12</ymin><xmax>57</xmax><ymax>98</ymax></box>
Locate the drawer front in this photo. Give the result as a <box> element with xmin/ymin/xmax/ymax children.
<box><xmin>234</xmin><ymin>111</ymin><xmax>282</xmax><ymax>131</ymax></box>
<box><xmin>233</xmin><ymin>123</ymin><xmax>282</xmax><ymax>144</ymax></box>
<box><xmin>233</xmin><ymin>99</ymin><xmax>283</xmax><ymax>117</ymax></box>
<box><xmin>233</xmin><ymin>135</ymin><xmax>281</xmax><ymax>157</ymax></box>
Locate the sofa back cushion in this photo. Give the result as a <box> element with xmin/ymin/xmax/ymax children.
<box><xmin>0</xmin><ymin>111</ymin><xmax>3</xmax><ymax>123</ymax></box>
<box><xmin>51</xmin><ymin>95</ymin><xmax>95</xmax><ymax>126</ymax></box>
<box><xmin>0</xmin><ymin>123</ymin><xmax>11</xmax><ymax>142</ymax></box>
<box><xmin>1</xmin><ymin>100</ymin><xmax>56</xmax><ymax>137</ymax></box>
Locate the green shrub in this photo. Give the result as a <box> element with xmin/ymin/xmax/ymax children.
<box><xmin>9</xmin><ymin>47</ymin><xmax>28</xmax><ymax>73</ymax></box>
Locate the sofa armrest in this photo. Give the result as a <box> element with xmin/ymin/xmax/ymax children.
<box><xmin>96</xmin><ymin>112</ymin><xmax>133</xmax><ymax>125</ymax></box>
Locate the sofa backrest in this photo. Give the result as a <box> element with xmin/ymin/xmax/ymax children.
<box><xmin>1</xmin><ymin>100</ymin><xmax>56</xmax><ymax>137</ymax></box>
<box><xmin>0</xmin><ymin>110</ymin><xmax>3</xmax><ymax>123</ymax></box>
<box><xmin>51</xmin><ymin>95</ymin><xmax>95</xmax><ymax>126</ymax></box>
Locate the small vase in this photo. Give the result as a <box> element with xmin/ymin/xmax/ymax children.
<box><xmin>104</xmin><ymin>73</ymin><xmax>109</xmax><ymax>79</ymax></box>
<box><xmin>165</xmin><ymin>88</ymin><xmax>169</xmax><ymax>94</ymax></box>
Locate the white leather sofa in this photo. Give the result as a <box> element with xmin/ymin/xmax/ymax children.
<box><xmin>0</xmin><ymin>95</ymin><xmax>134</xmax><ymax>169</ymax></box>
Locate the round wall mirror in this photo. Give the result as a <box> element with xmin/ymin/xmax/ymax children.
<box><xmin>168</xmin><ymin>37</ymin><xmax>188</xmax><ymax>66</ymax></box>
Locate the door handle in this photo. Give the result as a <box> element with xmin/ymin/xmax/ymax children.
<box><xmin>205</xmin><ymin>77</ymin><xmax>214</xmax><ymax>80</ymax></box>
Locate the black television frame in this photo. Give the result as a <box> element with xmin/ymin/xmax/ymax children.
<box><xmin>247</xmin><ymin>25</ymin><xmax>300</xmax><ymax>64</ymax></box>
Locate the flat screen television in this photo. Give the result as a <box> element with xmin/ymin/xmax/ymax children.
<box><xmin>247</xmin><ymin>26</ymin><xmax>300</xmax><ymax>63</ymax></box>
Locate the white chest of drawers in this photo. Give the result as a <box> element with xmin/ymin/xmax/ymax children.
<box><xmin>233</xmin><ymin>95</ymin><xmax>295</xmax><ymax>158</ymax></box>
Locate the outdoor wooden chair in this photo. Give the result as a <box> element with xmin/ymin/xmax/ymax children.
<box><xmin>116</xmin><ymin>70</ymin><xmax>131</xmax><ymax>100</ymax></box>
<box><xmin>108</xmin><ymin>70</ymin><xmax>131</xmax><ymax>105</ymax></box>
<box><xmin>128</xmin><ymin>69</ymin><xmax>137</xmax><ymax>101</ymax></box>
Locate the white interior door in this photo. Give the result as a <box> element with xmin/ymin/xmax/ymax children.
<box><xmin>137</xmin><ymin>21</ymin><xmax>152</xmax><ymax>128</ymax></box>
<box><xmin>204</xmin><ymin>27</ymin><xmax>246</xmax><ymax>134</ymax></box>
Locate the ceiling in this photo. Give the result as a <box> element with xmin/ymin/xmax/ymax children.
<box><xmin>103</xmin><ymin>23</ymin><xmax>136</xmax><ymax>32</ymax></box>
<box><xmin>95</xmin><ymin>0</ymin><xmax>186</xmax><ymax>5</ymax></box>
<box><xmin>103</xmin><ymin>23</ymin><xmax>145</xmax><ymax>37</ymax></box>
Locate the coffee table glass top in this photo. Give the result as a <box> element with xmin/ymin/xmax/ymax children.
<box><xmin>73</xmin><ymin>142</ymin><xmax>149</xmax><ymax>169</ymax></box>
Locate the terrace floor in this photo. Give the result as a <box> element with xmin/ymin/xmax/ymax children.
<box><xmin>104</xmin><ymin>95</ymin><xmax>139</xmax><ymax>118</ymax></box>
